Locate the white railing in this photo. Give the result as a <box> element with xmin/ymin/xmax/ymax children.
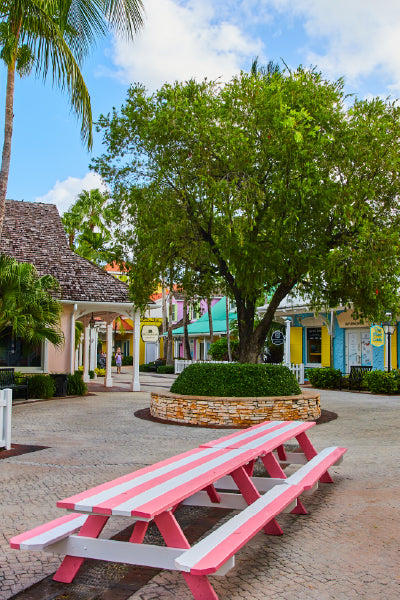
<box><xmin>0</xmin><ymin>388</ymin><xmax>12</xmax><ymax>450</ymax></box>
<box><xmin>174</xmin><ymin>359</ymin><xmax>232</xmax><ymax>374</ymax></box>
<box><xmin>174</xmin><ymin>359</ymin><xmax>305</xmax><ymax>384</ymax></box>
<box><xmin>270</xmin><ymin>362</ymin><xmax>305</xmax><ymax>385</ymax></box>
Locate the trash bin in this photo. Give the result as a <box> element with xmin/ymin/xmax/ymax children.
<box><xmin>50</xmin><ymin>374</ymin><xmax>68</xmax><ymax>397</ymax></box>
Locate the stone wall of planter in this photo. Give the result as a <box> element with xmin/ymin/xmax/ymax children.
<box><xmin>150</xmin><ymin>390</ymin><xmax>321</xmax><ymax>427</ymax></box>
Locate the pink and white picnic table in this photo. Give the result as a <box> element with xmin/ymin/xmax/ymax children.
<box><xmin>10</xmin><ymin>420</ymin><xmax>346</xmax><ymax>600</ymax></box>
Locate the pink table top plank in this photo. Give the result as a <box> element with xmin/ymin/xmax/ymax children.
<box><xmin>201</xmin><ymin>421</ymin><xmax>315</xmax><ymax>453</ymax></box>
<box><xmin>200</xmin><ymin>420</ymin><xmax>287</xmax><ymax>448</ymax></box>
<box><xmin>57</xmin><ymin>446</ymin><xmax>263</xmax><ymax>520</ymax></box>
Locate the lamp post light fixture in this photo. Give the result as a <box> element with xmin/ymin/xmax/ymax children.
<box><xmin>383</xmin><ymin>312</ymin><xmax>396</xmax><ymax>372</ymax></box>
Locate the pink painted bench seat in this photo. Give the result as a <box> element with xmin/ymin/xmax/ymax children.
<box><xmin>10</xmin><ymin>514</ymin><xmax>87</xmax><ymax>550</ymax></box>
<box><xmin>176</xmin><ymin>483</ymin><xmax>302</xmax><ymax>576</ymax></box>
<box><xmin>286</xmin><ymin>446</ymin><xmax>347</xmax><ymax>490</ymax></box>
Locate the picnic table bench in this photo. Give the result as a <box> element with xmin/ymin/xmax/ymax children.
<box><xmin>340</xmin><ymin>365</ymin><xmax>372</xmax><ymax>391</ymax></box>
<box><xmin>10</xmin><ymin>420</ymin><xmax>346</xmax><ymax>600</ymax></box>
<box><xmin>0</xmin><ymin>368</ymin><xmax>28</xmax><ymax>400</ymax></box>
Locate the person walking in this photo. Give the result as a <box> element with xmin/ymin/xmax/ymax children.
<box><xmin>115</xmin><ymin>348</ymin><xmax>123</xmax><ymax>374</ymax></box>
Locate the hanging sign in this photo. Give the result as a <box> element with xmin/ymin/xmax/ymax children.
<box><xmin>141</xmin><ymin>325</ymin><xmax>159</xmax><ymax>342</ymax></box>
<box><xmin>271</xmin><ymin>330</ymin><xmax>284</xmax><ymax>346</ymax></box>
<box><xmin>370</xmin><ymin>325</ymin><xmax>384</xmax><ymax>347</ymax></box>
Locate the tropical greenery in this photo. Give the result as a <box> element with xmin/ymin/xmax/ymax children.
<box><xmin>62</xmin><ymin>188</ymin><xmax>112</xmax><ymax>265</ymax></box>
<box><xmin>208</xmin><ymin>337</ymin><xmax>239</xmax><ymax>361</ymax></box>
<box><xmin>93</xmin><ymin>67</ymin><xmax>400</xmax><ymax>363</ymax></box>
<box><xmin>0</xmin><ymin>254</ymin><xmax>64</xmax><ymax>347</ymax></box>
<box><xmin>66</xmin><ymin>370</ymin><xmax>88</xmax><ymax>395</ymax></box>
<box><xmin>306</xmin><ymin>367</ymin><xmax>342</xmax><ymax>390</ymax></box>
<box><xmin>27</xmin><ymin>373</ymin><xmax>55</xmax><ymax>398</ymax></box>
<box><xmin>170</xmin><ymin>363</ymin><xmax>301</xmax><ymax>397</ymax></box>
<box><xmin>0</xmin><ymin>0</ymin><xmax>144</xmax><ymax>240</ymax></box>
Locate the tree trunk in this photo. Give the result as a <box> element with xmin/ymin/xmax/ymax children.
<box><xmin>161</xmin><ymin>277</ymin><xmax>167</xmax><ymax>359</ymax></box>
<box><xmin>0</xmin><ymin>62</ymin><xmax>17</xmax><ymax>241</ymax></box>
<box><xmin>183</xmin><ymin>295</ymin><xmax>191</xmax><ymax>359</ymax></box>
<box><xmin>226</xmin><ymin>296</ymin><xmax>232</xmax><ymax>362</ymax></box>
<box><xmin>166</xmin><ymin>282</ymin><xmax>174</xmax><ymax>366</ymax></box>
<box><xmin>207</xmin><ymin>297</ymin><xmax>214</xmax><ymax>347</ymax></box>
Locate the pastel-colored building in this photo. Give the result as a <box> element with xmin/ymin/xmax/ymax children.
<box><xmin>259</xmin><ymin>294</ymin><xmax>398</xmax><ymax>373</ymax></box>
<box><xmin>0</xmin><ymin>200</ymin><xmax>151</xmax><ymax>389</ymax></box>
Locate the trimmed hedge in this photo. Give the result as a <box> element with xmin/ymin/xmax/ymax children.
<box><xmin>363</xmin><ymin>369</ymin><xmax>400</xmax><ymax>394</ymax></box>
<box><xmin>67</xmin><ymin>371</ymin><xmax>88</xmax><ymax>396</ymax></box>
<box><xmin>170</xmin><ymin>363</ymin><xmax>301</xmax><ymax>397</ymax></box>
<box><xmin>306</xmin><ymin>367</ymin><xmax>342</xmax><ymax>390</ymax></box>
<box><xmin>157</xmin><ymin>365</ymin><xmax>174</xmax><ymax>374</ymax></box>
<box><xmin>139</xmin><ymin>363</ymin><xmax>152</xmax><ymax>372</ymax></box>
<box><xmin>28</xmin><ymin>374</ymin><xmax>56</xmax><ymax>399</ymax></box>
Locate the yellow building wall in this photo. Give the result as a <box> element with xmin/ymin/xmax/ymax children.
<box><xmin>321</xmin><ymin>326</ymin><xmax>331</xmax><ymax>367</ymax></box>
<box><xmin>106</xmin><ymin>317</ymin><xmax>164</xmax><ymax>365</ymax></box>
<box><xmin>290</xmin><ymin>327</ymin><xmax>303</xmax><ymax>365</ymax></box>
<box><xmin>385</xmin><ymin>329</ymin><xmax>397</xmax><ymax>370</ymax></box>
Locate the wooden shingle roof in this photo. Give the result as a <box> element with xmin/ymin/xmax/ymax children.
<box><xmin>0</xmin><ymin>200</ymin><xmax>131</xmax><ymax>303</ymax></box>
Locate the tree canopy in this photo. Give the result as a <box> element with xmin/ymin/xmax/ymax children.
<box><xmin>92</xmin><ymin>67</ymin><xmax>400</xmax><ymax>363</ymax></box>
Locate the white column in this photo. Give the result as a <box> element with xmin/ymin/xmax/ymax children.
<box><xmin>284</xmin><ymin>317</ymin><xmax>291</xmax><ymax>365</ymax></box>
<box><xmin>105</xmin><ymin>323</ymin><xmax>113</xmax><ymax>388</ymax></box>
<box><xmin>89</xmin><ymin>328</ymin><xmax>97</xmax><ymax>372</ymax></box>
<box><xmin>131</xmin><ymin>309</ymin><xmax>141</xmax><ymax>391</ymax></box>
<box><xmin>78</xmin><ymin>342</ymin><xmax>83</xmax><ymax>368</ymax></box>
<box><xmin>70</xmin><ymin>304</ymin><xmax>77</xmax><ymax>374</ymax></box>
<box><xmin>83</xmin><ymin>325</ymin><xmax>90</xmax><ymax>383</ymax></box>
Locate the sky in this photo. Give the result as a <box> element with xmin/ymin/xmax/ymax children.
<box><xmin>4</xmin><ymin>0</ymin><xmax>400</xmax><ymax>214</ymax></box>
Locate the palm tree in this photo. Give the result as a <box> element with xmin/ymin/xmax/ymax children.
<box><xmin>0</xmin><ymin>254</ymin><xmax>64</xmax><ymax>347</ymax></box>
<box><xmin>0</xmin><ymin>0</ymin><xmax>144</xmax><ymax>240</ymax></box>
<box><xmin>62</xmin><ymin>187</ymin><xmax>112</xmax><ymax>265</ymax></box>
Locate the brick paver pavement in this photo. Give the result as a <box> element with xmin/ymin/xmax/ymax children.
<box><xmin>1</xmin><ymin>371</ymin><xmax>399</xmax><ymax>600</ymax></box>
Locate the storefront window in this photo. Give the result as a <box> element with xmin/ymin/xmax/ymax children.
<box><xmin>307</xmin><ymin>327</ymin><xmax>322</xmax><ymax>364</ymax></box>
<box><xmin>0</xmin><ymin>328</ymin><xmax>42</xmax><ymax>367</ymax></box>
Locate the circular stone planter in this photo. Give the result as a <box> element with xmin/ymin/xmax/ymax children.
<box><xmin>150</xmin><ymin>390</ymin><xmax>321</xmax><ymax>427</ymax></box>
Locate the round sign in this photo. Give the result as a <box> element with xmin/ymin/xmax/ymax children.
<box><xmin>271</xmin><ymin>330</ymin><xmax>284</xmax><ymax>346</ymax></box>
<box><xmin>141</xmin><ymin>325</ymin><xmax>159</xmax><ymax>342</ymax></box>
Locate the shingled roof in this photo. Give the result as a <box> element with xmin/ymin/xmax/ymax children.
<box><xmin>0</xmin><ymin>200</ymin><xmax>131</xmax><ymax>303</ymax></box>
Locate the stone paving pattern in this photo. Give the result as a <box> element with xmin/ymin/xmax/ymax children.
<box><xmin>1</xmin><ymin>370</ymin><xmax>399</xmax><ymax>600</ymax></box>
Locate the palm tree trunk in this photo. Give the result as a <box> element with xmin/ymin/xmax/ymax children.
<box><xmin>0</xmin><ymin>62</ymin><xmax>16</xmax><ymax>241</ymax></box>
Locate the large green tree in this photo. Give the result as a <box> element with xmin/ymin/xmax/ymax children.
<box><xmin>92</xmin><ymin>67</ymin><xmax>400</xmax><ymax>363</ymax></box>
<box><xmin>0</xmin><ymin>254</ymin><xmax>64</xmax><ymax>347</ymax></box>
<box><xmin>0</xmin><ymin>0</ymin><xmax>144</xmax><ymax>240</ymax></box>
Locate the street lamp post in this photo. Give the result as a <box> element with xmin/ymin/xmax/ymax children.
<box><xmin>383</xmin><ymin>312</ymin><xmax>396</xmax><ymax>372</ymax></box>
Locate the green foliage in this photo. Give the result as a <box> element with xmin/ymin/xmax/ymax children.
<box><xmin>208</xmin><ymin>337</ymin><xmax>239</xmax><ymax>361</ymax></box>
<box><xmin>89</xmin><ymin>370</ymin><xmax>95</xmax><ymax>379</ymax></box>
<box><xmin>139</xmin><ymin>363</ymin><xmax>152</xmax><ymax>372</ymax></box>
<box><xmin>111</xmin><ymin>355</ymin><xmax>133</xmax><ymax>366</ymax></box>
<box><xmin>363</xmin><ymin>370</ymin><xmax>399</xmax><ymax>394</ymax></box>
<box><xmin>95</xmin><ymin>367</ymin><xmax>105</xmax><ymax>376</ymax></box>
<box><xmin>306</xmin><ymin>367</ymin><xmax>342</xmax><ymax>389</ymax></box>
<box><xmin>0</xmin><ymin>255</ymin><xmax>64</xmax><ymax>347</ymax></box>
<box><xmin>27</xmin><ymin>374</ymin><xmax>55</xmax><ymax>399</ymax></box>
<box><xmin>170</xmin><ymin>363</ymin><xmax>301</xmax><ymax>397</ymax></box>
<box><xmin>157</xmin><ymin>365</ymin><xmax>174</xmax><ymax>374</ymax></box>
<box><xmin>93</xmin><ymin>68</ymin><xmax>400</xmax><ymax>363</ymax></box>
<box><xmin>67</xmin><ymin>371</ymin><xmax>88</xmax><ymax>396</ymax></box>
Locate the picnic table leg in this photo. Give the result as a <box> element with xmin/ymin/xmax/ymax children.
<box><xmin>129</xmin><ymin>520</ymin><xmax>149</xmax><ymax>543</ymax></box>
<box><xmin>154</xmin><ymin>511</ymin><xmax>219</xmax><ymax>600</ymax></box>
<box><xmin>53</xmin><ymin>514</ymin><xmax>109</xmax><ymax>583</ymax></box>
<box><xmin>231</xmin><ymin>466</ymin><xmax>283</xmax><ymax>536</ymax></box>
<box><xmin>261</xmin><ymin>452</ymin><xmax>287</xmax><ymax>479</ymax></box>
<box><xmin>296</xmin><ymin>432</ymin><xmax>334</xmax><ymax>483</ymax></box>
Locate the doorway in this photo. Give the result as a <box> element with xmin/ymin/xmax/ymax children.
<box><xmin>345</xmin><ymin>329</ymin><xmax>372</xmax><ymax>372</ymax></box>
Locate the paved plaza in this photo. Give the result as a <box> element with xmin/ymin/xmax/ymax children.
<box><xmin>1</xmin><ymin>370</ymin><xmax>399</xmax><ymax>600</ymax></box>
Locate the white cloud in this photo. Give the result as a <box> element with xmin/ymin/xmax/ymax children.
<box><xmin>107</xmin><ymin>0</ymin><xmax>264</xmax><ymax>89</ymax></box>
<box><xmin>36</xmin><ymin>172</ymin><xmax>107</xmax><ymax>215</ymax></box>
<box><xmin>264</xmin><ymin>0</ymin><xmax>400</xmax><ymax>92</ymax></box>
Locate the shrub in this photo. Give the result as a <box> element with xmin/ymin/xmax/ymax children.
<box><xmin>27</xmin><ymin>374</ymin><xmax>56</xmax><ymax>399</ymax></box>
<box><xmin>306</xmin><ymin>367</ymin><xmax>342</xmax><ymax>389</ymax></box>
<box><xmin>89</xmin><ymin>370</ymin><xmax>95</xmax><ymax>379</ymax></box>
<box><xmin>157</xmin><ymin>365</ymin><xmax>174</xmax><ymax>374</ymax></box>
<box><xmin>67</xmin><ymin>371</ymin><xmax>88</xmax><ymax>396</ymax></box>
<box><xmin>170</xmin><ymin>363</ymin><xmax>301</xmax><ymax>397</ymax></box>
<box><xmin>208</xmin><ymin>337</ymin><xmax>239</xmax><ymax>361</ymax></box>
<box><xmin>139</xmin><ymin>363</ymin><xmax>152</xmax><ymax>372</ymax></box>
<box><xmin>363</xmin><ymin>370</ymin><xmax>399</xmax><ymax>394</ymax></box>
<box><xmin>95</xmin><ymin>368</ymin><xmax>106</xmax><ymax>377</ymax></box>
